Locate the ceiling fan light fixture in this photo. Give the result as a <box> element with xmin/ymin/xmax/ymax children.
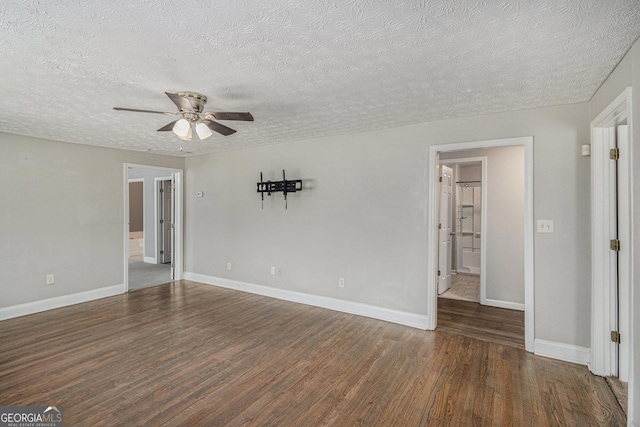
<box><xmin>173</xmin><ymin>118</ymin><xmax>192</xmax><ymax>139</ymax></box>
<box><xmin>195</xmin><ymin>121</ymin><xmax>213</xmax><ymax>140</ymax></box>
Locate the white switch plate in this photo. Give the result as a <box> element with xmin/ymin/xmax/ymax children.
<box><xmin>196</xmin><ymin>191</ymin><xmax>203</xmax><ymax>198</ymax></box>
<box><xmin>227</xmin><ymin>262</ymin><xmax>232</xmax><ymax>271</ymax></box>
<box><xmin>271</xmin><ymin>266</ymin><xmax>276</xmax><ymax>275</ymax></box>
<box><xmin>46</xmin><ymin>274</ymin><xmax>55</xmax><ymax>285</ymax></box>
<box><xmin>537</xmin><ymin>220</ymin><xmax>554</xmax><ymax>233</ymax></box>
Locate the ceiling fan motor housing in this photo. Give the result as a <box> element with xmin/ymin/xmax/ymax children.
<box><xmin>176</xmin><ymin>91</ymin><xmax>208</xmax><ymax>113</ymax></box>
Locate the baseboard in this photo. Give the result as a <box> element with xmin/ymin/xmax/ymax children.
<box><xmin>183</xmin><ymin>272</ymin><xmax>430</xmax><ymax>329</ymax></box>
<box><xmin>0</xmin><ymin>285</ymin><xmax>124</xmax><ymax>321</ymax></box>
<box><xmin>534</xmin><ymin>339</ymin><xmax>591</xmax><ymax>365</ymax></box>
<box><xmin>144</xmin><ymin>257</ymin><xmax>157</xmax><ymax>264</ymax></box>
<box><xmin>483</xmin><ymin>298</ymin><xmax>525</xmax><ymax>311</ymax></box>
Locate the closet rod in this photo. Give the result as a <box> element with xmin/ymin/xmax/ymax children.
<box><xmin>456</xmin><ymin>180</ymin><xmax>481</xmax><ymax>184</ymax></box>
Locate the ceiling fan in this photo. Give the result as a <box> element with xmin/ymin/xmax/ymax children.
<box><xmin>114</xmin><ymin>91</ymin><xmax>253</xmax><ymax>140</ymax></box>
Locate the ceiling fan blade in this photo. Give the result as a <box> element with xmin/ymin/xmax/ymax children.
<box><xmin>206</xmin><ymin>112</ymin><xmax>254</xmax><ymax>121</ymax></box>
<box><xmin>157</xmin><ymin>120</ymin><xmax>179</xmax><ymax>132</ymax></box>
<box><xmin>113</xmin><ymin>107</ymin><xmax>176</xmax><ymax>115</ymax></box>
<box><xmin>205</xmin><ymin>120</ymin><xmax>236</xmax><ymax>136</ymax></box>
<box><xmin>165</xmin><ymin>92</ymin><xmax>196</xmax><ymax>112</ymax></box>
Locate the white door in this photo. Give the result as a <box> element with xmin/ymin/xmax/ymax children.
<box><xmin>159</xmin><ymin>180</ymin><xmax>173</xmax><ymax>265</ymax></box>
<box><xmin>438</xmin><ymin>166</ymin><xmax>453</xmax><ymax>294</ymax></box>
<box><xmin>615</xmin><ymin>124</ymin><xmax>629</xmax><ymax>381</ymax></box>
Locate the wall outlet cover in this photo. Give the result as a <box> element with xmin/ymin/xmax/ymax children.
<box><xmin>536</xmin><ymin>219</ymin><xmax>554</xmax><ymax>233</ymax></box>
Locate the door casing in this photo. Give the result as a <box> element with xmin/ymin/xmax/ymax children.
<box><xmin>590</xmin><ymin>88</ymin><xmax>632</xmax><ymax>386</ymax></box>
<box><xmin>123</xmin><ymin>164</ymin><xmax>183</xmax><ymax>291</ymax></box>
<box><xmin>441</xmin><ymin>157</ymin><xmax>487</xmax><ymax>304</ymax></box>
<box><xmin>427</xmin><ymin>136</ymin><xmax>534</xmax><ymax>352</ymax></box>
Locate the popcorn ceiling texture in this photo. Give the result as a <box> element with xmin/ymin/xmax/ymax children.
<box><xmin>0</xmin><ymin>0</ymin><xmax>638</xmax><ymax>156</ymax></box>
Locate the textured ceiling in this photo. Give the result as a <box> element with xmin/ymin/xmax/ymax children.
<box><xmin>1</xmin><ymin>1</ymin><xmax>639</xmax><ymax>156</ymax></box>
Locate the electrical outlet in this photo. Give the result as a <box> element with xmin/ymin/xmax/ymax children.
<box><xmin>46</xmin><ymin>274</ymin><xmax>55</xmax><ymax>285</ymax></box>
<box><xmin>227</xmin><ymin>262</ymin><xmax>232</xmax><ymax>271</ymax></box>
<box><xmin>536</xmin><ymin>220</ymin><xmax>554</xmax><ymax>233</ymax></box>
<box><xmin>339</xmin><ymin>278</ymin><xmax>345</xmax><ymax>288</ymax></box>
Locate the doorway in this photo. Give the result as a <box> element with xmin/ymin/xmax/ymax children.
<box><xmin>427</xmin><ymin>136</ymin><xmax>534</xmax><ymax>352</ymax></box>
<box><xmin>124</xmin><ymin>164</ymin><xmax>183</xmax><ymax>291</ymax></box>
<box><xmin>439</xmin><ymin>157</ymin><xmax>487</xmax><ymax>304</ymax></box>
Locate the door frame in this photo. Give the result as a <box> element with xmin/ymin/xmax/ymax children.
<box><xmin>441</xmin><ymin>157</ymin><xmax>488</xmax><ymax>304</ymax></box>
<box><xmin>123</xmin><ymin>164</ymin><xmax>184</xmax><ymax>291</ymax></box>
<box><xmin>590</xmin><ymin>87</ymin><xmax>632</xmax><ymax>383</ymax></box>
<box><xmin>427</xmin><ymin>136</ymin><xmax>534</xmax><ymax>352</ymax></box>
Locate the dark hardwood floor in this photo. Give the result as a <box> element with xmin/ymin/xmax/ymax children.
<box><xmin>437</xmin><ymin>297</ymin><xmax>525</xmax><ymax>348</ymax></box>
<box><xmin>0</xmin><ymin>281</ymin><xmax>625</xmax><ymax>426</ymax></box>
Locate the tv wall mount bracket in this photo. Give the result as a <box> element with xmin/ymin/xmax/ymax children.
<box><xmin>257</xmin><ymin>170</ymin><xmax>302</xmax><ymax>209</ymax></box>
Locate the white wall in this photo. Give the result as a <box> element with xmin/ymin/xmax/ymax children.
<box><xmin>128</xmin><ymin>168</ymin><xmax>172</xmax><ymax>262</ymax></box>
<box><xmin>590</xmin><ymin>37</ymin><xmax>639</xmax><ymax>424</ymax></box>
<box><xmin>185</xmin><ymin>101</ymin><xmax>591</xmax><ymax>347</ymax></box>
<box><xmin>0</xmin><ymin>133</ymin><xmax>184</xmax><ymax>308</ymax></box>
<box><xmin>441</xmin><ymin>146</ymin><xmax>525</xmax><ymax>306</ymax></box>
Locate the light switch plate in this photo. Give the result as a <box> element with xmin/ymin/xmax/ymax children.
<box><xmin>537</xmin><ymin>219</ymin><xmax>554</xmax><ymax>233</ymax></box>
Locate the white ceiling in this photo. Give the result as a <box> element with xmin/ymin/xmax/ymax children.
<box><xmin>1</xmin><ymin>1</ymin><xmax>639</xmax><ymax>156</ymax></box>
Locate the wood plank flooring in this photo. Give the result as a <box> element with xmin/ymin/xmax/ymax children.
<box><xmin>437</xmin><ymin>297</ymin><xmax>525</xmax><ymax>348</ymax></box>
<box><xmin>0</xmin><ymin>281</ymin><xmax>625</xmax><ymax>426</ymax></box>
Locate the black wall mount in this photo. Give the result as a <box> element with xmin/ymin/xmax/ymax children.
<box><xmin>257</xmin><ymin>170</ymin><xmax>302</xmax><ymax>209</ymax></box>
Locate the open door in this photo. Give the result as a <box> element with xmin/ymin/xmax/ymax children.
<box><xmin>438</xmin><ymin>166</ymin><xmax>453</xmax><ymax>294</ymax></box>
<box><xmin>159</xmin><ymin>179</ymin><xmax>173</xmax><ymax>267</ymax></box>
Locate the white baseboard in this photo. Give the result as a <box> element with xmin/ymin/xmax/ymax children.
<box><xmin>144</xmin><ymin>257</ymin><xmax>157</xmax><ymax>264</ymax></box>
<box><xmin>483</xmin><ymin>298</ymin><xmax>525</xmax><ymax>311</ymax></box>
<box><xmin>183</xmin><ymin>272</ymin><xmax>430</xmax><ymax>329</ymax></box>
<box><xmin>0</xmin><ymin>285</ymin><xmax>124</xmax><ymax>321</ymax></box>
<box><xmin>534</xmin><ymin>339</ymin><xmax>590</xmax><ymax>365</ymax></box>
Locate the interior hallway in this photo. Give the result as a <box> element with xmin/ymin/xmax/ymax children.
<box><xmin>438</xmin><ymin>273</ymin><xmax>524</xmax><ymax>348</ymax></box>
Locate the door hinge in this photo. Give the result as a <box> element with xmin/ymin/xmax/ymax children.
<box><xmin>611</xmin><ymin>331</ymin><xmax>621</xmax><ymax>343</ymax></box>
<box><xmin>610</xmin><ymin>239</ymin><xmax>621</xmax><ymax>251</ymax></box>
<box><xmin>160</xmin><ymin>250</ymin><xmax>164</xmax><ymax>255</ymax></box>
<box><xmin>438</xmin><ymin>176</ymin><xmax>442</xmax><ymax>183</ymax></box>
<box><xmin>171</xmin><ymin>263</ymin><xmax>175</xmax><ymax>269</ymax></box>
<box><xmin>160</xmin><ymin>219</ymin><xmax>164</xmax><ymax>224</ymax></box>
<box><xmin>610</xmin><ymin>148</ymin><xmax>620</xmax><ymax>160</ymax></box>
<box><xmin>160</xmin><ymin>188</ymin><xmax>164</xmax><ymax>193</ymax></box>
<box><xmin>438</xmin><ymin>223</ymin><xmax>442</xmax><ymax>229</ymax></box>
<box><xmin>437</xmin><ymin>270</ymin><xmax>441</xmax><ymax>276</ymax></box>
<box><xmin>171</xmin><ymin>223</ymin><xmax>175</xmax><ymax>229</ymax></box>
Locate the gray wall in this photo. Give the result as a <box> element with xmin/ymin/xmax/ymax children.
<box><xmin>129</xmin><ymin>181</ymin><xmax>144</xmax><ymax>232</ymax></box>
<box><xmin>441</xmin><ymin>145</ymin><xmax>525</xmax><ymax>305</ymax></box>
<box><xmin>128</xmin><ymin>168</ymin><xmax>173</xmax><ymax>261</ymax></box>
<box><xmin>0</xmin><ymin>133</ymin><xmax>184</xmax><ymax>307</ymax></box>
<box><xmin>185</xmin><ymin>101</ymin><xmax>591</xmax><ymax>347</ymax></box>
